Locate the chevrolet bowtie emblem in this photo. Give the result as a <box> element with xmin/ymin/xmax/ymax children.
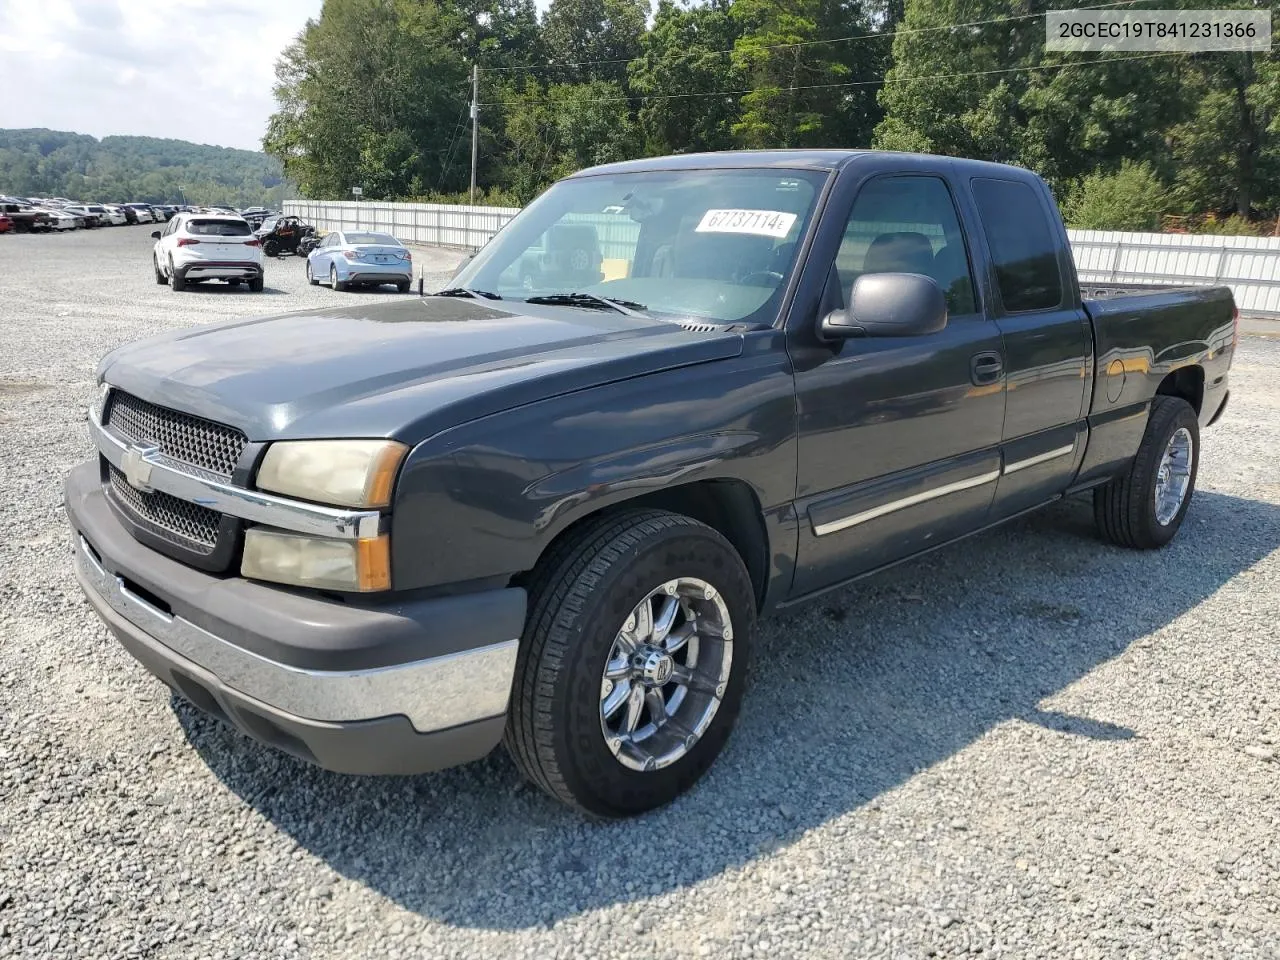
<box><xmin>121</xmin><ymin>445</ymin><xmax>160</xmax><ymax>492</ymax></box>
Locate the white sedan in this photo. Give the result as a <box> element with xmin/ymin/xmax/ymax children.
<box><xmin>306</xmin><ymin>230</ymin><xmax>413</xmax><ymax>291</ymax></box>
<box><xmin>152</xmin><ymin>213</ymin><xmax>264</xmax><ymax>291</ymax></box>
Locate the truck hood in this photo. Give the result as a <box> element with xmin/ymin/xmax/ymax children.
<box><xmin>98</xmin><ymin>297</ymin><xmax>744</xmax><ymax>443</ymax></box>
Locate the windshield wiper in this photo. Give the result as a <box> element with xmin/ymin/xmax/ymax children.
<box><xmin>523</xmin><ymin>292</ymin><xmax>649</xmax><ymax>318</ymax></box>
<box><xmin>435</xmin><ymin>286</ymin><xmax>503</xmax><ymax>300</ymax></box>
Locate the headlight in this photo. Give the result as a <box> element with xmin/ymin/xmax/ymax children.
<box><xmin>242</xmin><ymin>528</ymin><xmax>391</xmax><ymax>592</ymax></box>
<box><xmin>256</xmin><ymin>439</ymin><xmax>407</xmax><ymax>508</ymax></box>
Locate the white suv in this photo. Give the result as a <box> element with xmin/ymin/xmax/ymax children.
<box><xmin>152</xmin><ymin>214</ymin><xmax>264</xmax><ymax>291</ymax></box>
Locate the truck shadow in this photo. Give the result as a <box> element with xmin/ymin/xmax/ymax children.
<box><xmin>176</xmin><ymin>488</ymin><xmax>1279</xmax><ymax>930</ymax></box>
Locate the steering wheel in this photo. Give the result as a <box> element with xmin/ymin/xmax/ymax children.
<box><xmin>737</xmin><ymin>270</ymin><xmax>785</xmax><ymax>286</ymax></box>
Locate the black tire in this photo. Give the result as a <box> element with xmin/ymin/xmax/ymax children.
<box><xmin>505</xmin><ymin>509</ymin><xmax>755</xmax><ymax>817</ymax></box>
<box><xmin>1094</xmin><ymin>395</ymin><xmax>1199</xmax><ymax>549</ymax></box>
<box><xmin>396</xmin><ymin>280</ymin><xmax>411</xmax><ymax>293</ymax></box>
<box><xmin>263</xmin><ymin>239</ymin><xmax>280</xmax><ymax>258</ymax></box>
<box><xmin>170</xmin><ymin>262</ymin><xmax>186</xmax><ymax>291</ymax></box>
<box><xmin>248</xmin><ymin>277</ymin><xmax>264</xmax><ymax>292</ymax></box>
<box><xmin>153</xmin><ymin>256</ymin><xmax>166</xmax><ymax>285</ymax></box>
<box><xmin>330</xmin><ymin>265</ymin><xmax>346</xmax><ymax>292</ymax></box>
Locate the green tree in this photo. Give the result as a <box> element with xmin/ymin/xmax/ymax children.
<box><xmin>1061</xmin><ymin>160</ymin><xmax>1167</xmax><ymax>231</ymax></box>
<box><xmin>496</xmin><ymin>79</ymin><xmax>640</xmax><ymax>201</ymax></box>
<box><xmin>541</xmin><ymin>0</ymin><xmax>650</xmax><ymax>85</ymax></box>
<box><xmin>629</xmin><ymin>0</ymin><xmax>742</xmax><ymax>155</ymax></box>
<box><xmin>264</xmin><ymin>0</ymin><xmax>469</xmax><ymax>199</ymax></box>
<box><xmin>1170</xmin><ymin>53</ymin><xmax>1279</xmax><ymax>218</ymax></box>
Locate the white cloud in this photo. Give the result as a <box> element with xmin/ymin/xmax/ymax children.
<box><xmin>0</xmin><ymin>0</ymin><xmax>324</xmax><ymax>151</ymax></box>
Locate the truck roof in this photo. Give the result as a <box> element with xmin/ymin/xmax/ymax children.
<box><xmin>571</xmin><ymin>149</ymin><xmax>1041</xmax><ymax>182</ymax></box>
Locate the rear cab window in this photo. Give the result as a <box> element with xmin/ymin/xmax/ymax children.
<box><xmin>970</xmin><ymin>178</ymin><xmax>1064</xmax><ymax>312</ymax></box>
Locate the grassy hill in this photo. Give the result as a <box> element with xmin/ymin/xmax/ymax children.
<box><xmin>0</xmin><ymin>128</ymin><xmax>288</xmax><ymax>206</ymax></box>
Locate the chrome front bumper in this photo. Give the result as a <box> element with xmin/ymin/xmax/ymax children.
<box><xmin>75</xmin><ymin>534</ymin><xmax>518</xmax><ymax>733</ymax></box>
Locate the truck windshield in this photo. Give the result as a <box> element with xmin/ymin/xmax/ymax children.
<box><xmin>451</xmin><ymin>168</ymin><xmax>827</xmax><ymax>324</ymax></box>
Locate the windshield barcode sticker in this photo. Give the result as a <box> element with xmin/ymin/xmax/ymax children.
<box><xmin>696</xmin><ymin>209</ymin><xmax>797</xmax><ymax>239</ymax></box>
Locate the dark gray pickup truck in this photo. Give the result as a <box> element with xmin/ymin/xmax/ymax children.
<box><xmin>66</xmin><ymin>150</ymin><xmax>1236</xmax><ymax>816</ymax></box>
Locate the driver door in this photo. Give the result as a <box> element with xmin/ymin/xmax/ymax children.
<box><xmin>790</xmin><ymin>168</ymin><xmax>1007</xmax><ymax>597</ymax></box>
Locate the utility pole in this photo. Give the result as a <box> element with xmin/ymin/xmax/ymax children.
<box><xmin>469</xmin><ymin>64</ymin><xmax>479</xmax><ymax>204</ymax></box>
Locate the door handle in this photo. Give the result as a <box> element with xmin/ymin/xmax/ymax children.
<box><xmin>970</xmin><ymin>352</ymin><xmax>1004</xmax><ymax>386</ymax></box>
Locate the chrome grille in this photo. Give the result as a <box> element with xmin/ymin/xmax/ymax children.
<box><xmin>105</xmin><ymin>391</ymin><xmax>246</xmax><ymax>479</ymax></box>
<box><xmin>107</xmin><ymin>464</ymin><xmax>219</xmax><ymax>553</ymax></box>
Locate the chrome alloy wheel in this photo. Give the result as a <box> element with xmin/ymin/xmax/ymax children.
<box><xmin>599</xmin><ymin>578</ymin><xmax>733</xmax><ymax>772</ymax></box>
<box><xmin>1154</xmin><ymin>426</ymin><xmax>1193</xmax><ymax>526</ymax></box>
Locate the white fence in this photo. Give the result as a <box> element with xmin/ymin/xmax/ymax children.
<box><xmin>1068</xmin><ymin>229</ymin><xmax>1280</xmax><ymax>317</ymax></box>
<box><xmin>285</xmin><ymin>200</ymin><xmax>1280</xmax><ymax>317</ymax></box>
<box><xmin>285</xmin><ymin>200</ymin><xmax>521</xmax><ymax>251</ymax></box>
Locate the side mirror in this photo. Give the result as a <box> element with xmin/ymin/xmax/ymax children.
<box><xmin>821</xmin><ymin>273</ymin><xmax>948</xmax><ymax>339</ymax></box>
<box><xmin>150</xmin><ymin>230</ymin><xmax>161</xmax><ymax>239</ymax></box>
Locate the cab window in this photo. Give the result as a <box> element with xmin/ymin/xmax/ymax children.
<box><xmin>835</xmin><ymin>175</ymin><xmax>977</xmax><ymax>316</ymax></box>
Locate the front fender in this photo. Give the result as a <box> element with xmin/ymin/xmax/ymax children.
<box><xmin>389</xmin><ymin>331</ymin><xmax>798</xmax><ymax>591</ymax></box>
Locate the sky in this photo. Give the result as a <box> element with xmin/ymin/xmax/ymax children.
<box><xmin>0</xmin><ymin>0</ymin><xmax>326</xmax><ymax>151</ymax></box>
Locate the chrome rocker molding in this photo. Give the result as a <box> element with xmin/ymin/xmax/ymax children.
<box><xmin>813</xmin><ymin>441</ymin><xmax>1077</xmax><ymax>537</ymax></box>
<box><xmin>89</xmin><ymin>407</ymin><xmax>382</xmax><ymax>540</ymax></box>
<box><xmin>76</xmin><ymin>536</ymin><xmax>518</xmax><ymax>732</ymax></box>
<box><xmin>813</xmin><ymin>470</ymin><xmax>1001</xmax><ymax>537</ymax></box>
<box><xmin>1002</xmin><ymin>443</ymin><xmax>1076</xmax><ymax>475</ymax></box>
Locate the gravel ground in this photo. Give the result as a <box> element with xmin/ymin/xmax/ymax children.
<box><xmin>1</xmin><ymin>224</ymin><xmax>1277</xmax><ymax>960</ymax></box>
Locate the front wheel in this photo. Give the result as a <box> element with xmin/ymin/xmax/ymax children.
<box><xmin>505</xmin><ymin>510</ymin><xmax>755</xmax><ymax>817</ymax></box>
<box><xmin>153</xmin><ymin>256</ymin><xmax>166</xmax><ymax>285</ymax></box>
<box><xmin>1094</xmin><ymin>395</ymin><xmax>1199</xmax><ymax>549</ymax></box>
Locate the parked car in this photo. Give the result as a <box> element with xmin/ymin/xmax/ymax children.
<box><xmin>123</xmin><ymin>203</ymin><xmax>155</xmax><ymax>224</ymax></box>
<box><xmin>239</xmin><ymin>206</ymin><xmax>273</xmax><ymax>228</ymax></box>
<box><xmin>96</xmin><ymin>204</ymin><xmax>126</xmax><ymax>226</ymax></box>
<box><xmin>151</xmin><ymin>213</ymin><xmax>264</xmax><ymax>291</ymax></box>
<box><xmin>254</xmin><ymin>215</ymin><xmax>313</xmax><ymax>256</ymax></box>
<box><xmin>41</xmin><ymin>209</ymin><xmax>81</xmax><ymax>230</ymax></box>
<box><xmin>63</xmin><ymin>205</ymin><xmax>101</xmax><ymax>227</ymax></box>
<box><xmin>66</xmin><ymin>149</ymin><xmax>1236</xmax><ymax>816</ymax></box>
<box><xmin>307</xmin><ymin>231</ymin><xmax>412</xmax><ymax>291</ymax></box>
<box><xmin>112</xmin><ymin>204</ymin><xmax>138</xmax><ymax>225</ymax></box>
<box><xmin>0</xmin><ymin>202</ymin><xmax>53</xmax><ymax>232</ymax></box>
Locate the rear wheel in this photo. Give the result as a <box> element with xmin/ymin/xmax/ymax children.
<box><xmin>1094</xmin><ymin>395</ymin><xmax>1199</xmax><ymax>549</ymax></box>
<box><xmin>306</xmin><ymin>262</ymin><xmax>319</xmax><ymax>285</ymax></box>
<box><xmin>505</xmin><ymin>510</ymin><xmax>754</xmax><ymax>817</ymax></box>
<box><xmin>263</xmin><ymin>238</ymin><xmax>280</xmax><ymax>257</ymax></box>
<box><xmin>248</xmin><ymin>277</ymin><xmax>264</xmax><ymax>292</ymax></box>
<box><xmin>397</xmin><ymin>280</ymin><xmax>411</xmax><ymax>293</ymax></box>
<box><xmin>330</xmin><ymin>265</ymin><xmax>346</xmax><ymax>292</ymax></box>
<box><xmin>170</xmin><ymin>261</ymin><xmax>186</xmax><ymax>292</ymax></box>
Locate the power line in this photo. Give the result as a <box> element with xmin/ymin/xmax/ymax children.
<box><xmin>481</xmin><ymin>0</ymin><xmax>1162</xmax><ymax>75</ymax></box>
<box><xmin>480</xmin><ymin>50</ymin><xmax>1192</xmax><ymax>108</ymax></box>
<box><xmin>435</xmin><ymin>99</ymin><xmax>470</xmax><ymax>193</ymax></box>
